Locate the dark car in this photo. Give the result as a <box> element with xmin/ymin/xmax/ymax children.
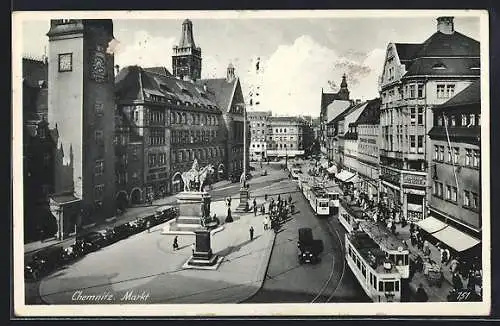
<box><xmin>25</xmin><ymin>245</ymin><xmax>66</xmax><ymax>281</ymax></box>
<box><xmin>76</xmin><ymin>232</ymin><xmax>106</xmax><ymax>252</ymax></box>
<box><xmin>113</xmin><ymin>223</ymin><xmax>134</xmax><ymax>241</ymax></box>
<box><xmin>96</xmin><ymin>228</ymin><xmax>118</xmax><ymax>245</ymax></box>
<box><xmin>297</xmin><ymin>228</ymin><xmax>323</xmax><ymax>264</ymax></box>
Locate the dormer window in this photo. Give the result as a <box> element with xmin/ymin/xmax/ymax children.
<box><xmin>432</xmin><ymin>63</ymin><xmax>447</xmax><ymax>70</ymax></box>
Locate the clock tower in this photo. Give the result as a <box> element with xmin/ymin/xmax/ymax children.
<box><xmin>47</xmin><ymin>19</ymin><xmax>116</xmax><ymax>224</ymax></box>
<box><xmin>172</xmin><ymin>19</ymin><xmax>202</xmax><ymax>81</ymax></box>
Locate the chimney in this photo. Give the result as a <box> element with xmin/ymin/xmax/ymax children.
<box><xmin>437</xmin><ymin>16</ymin><xmax>454</xmax><ymax>34</ymax></box>
<box><xmin>114</xmin><ymin>64</ymin><xmax>120</xmax><ymax>75</ymax></box>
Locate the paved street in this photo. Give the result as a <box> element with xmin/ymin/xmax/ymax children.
<box><xmin>26</xmin><ymin>166</ymin><xmax>288</xmax><ymax>304</ymax></box>
<box><xmin>247</xmin><ymin>174</ymin><xmax>368</xmax><ymax>303</ymax></box>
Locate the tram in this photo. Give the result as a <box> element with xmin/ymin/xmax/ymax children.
<box><xmin>326</xmin><ymin>191</ymin><xmax>340</xmax><ymax>215</ymax></box>
<box><xmin>345</xmin><ymin>230</ymin><xmax>402</xmax><ymax>302</ymax></box>
<box><xmin>358</xmin><ymin>220</ymin><xmax>410</xmax><ymax>279</ymax></box>
<box><xmin>301</xmin><ymin>181</ymin><xmax>330</xmax><ymax>217</ymax></box>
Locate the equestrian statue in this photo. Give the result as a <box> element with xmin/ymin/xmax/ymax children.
<box><xmin>181</xmin><ymin>159</ymin><xmax>215</xmax><ymax>192</ymax></box>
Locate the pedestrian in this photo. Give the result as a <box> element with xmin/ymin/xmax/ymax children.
<box><xmin>147</xmin><ymin>221</ymin><xmax>151</xmax><ymax>233</ymax></box>
<box><xmin>288</xmin><ymin>194</ymin><xmax>292</xmax><ymax>204</ymax></box>
<box><xmin>449</xmin><ymin>256</ymin><xmax>459</xmax><ymax>274</ymax></box>
<box><xmin>441</xmin><ymin>248</ymin><xmax>448</xmax><ymax>264</ymax></box>
<box><xmin>391</xmin><ymin>222</ymin><xmax>396</xmax><ymax>235</ymax></box>
<box><xmin>191</xmin><ymin>243</ymin><xmax>195</xmax><ymax>255</ymax></box>
<box><xmin>263</xmin><ymin>217</ymin><xmax>269</xmax><ymax>230</ymax></box>
<box><xmin>415</xmin><ymin>283</ymin><xmax>429</xmax><ymax>302</ymax></box>
<box><xmin>249</xmin><ymin>226</ymin><xmax>254</xmax><ymax>241</ymax></box>
<box><xmin>452</xmin><ymin>272</ymin><xmax>464</xmax><ymax>290</ymax></box>
<box><xmin>173</xmin><ymin>236</ymin><xmax>179</xmax><ymax>251</ymax></box>
<box><xmin>254</xmin><ymin>204</ymin><xmax>258</xmax><ymax>216</ymax></box>
<box><xmin>253</xmin><ymin>198</ymin><xmax>257</xmax><ymax>210</ymax></box>
<box><xmin>265</xmin><ymin>194</ymin><xmax>268</xmax><ymax>201</ymax></box>
<box><xmin>409</xmin><ymin>221</ymin><xmax>415</xmax><ymax>234</ymax></box>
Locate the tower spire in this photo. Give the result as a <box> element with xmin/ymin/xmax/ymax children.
<box><xmin>179</xmin><ymin>19</ymin><xmax>196</xmax><ymax>48</ymax></box>
<box><xmin>338</xmin><ymin>73</ymin><xmax>350</xmax><ymax>101</ymax></box>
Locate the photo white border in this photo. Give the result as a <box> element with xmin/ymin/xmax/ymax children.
<box><xmin>12</xmin><ymin>9</ymin><xmax>491</xmax><ymax>317</ymax></box>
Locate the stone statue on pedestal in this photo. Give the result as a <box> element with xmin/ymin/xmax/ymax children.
<box><xmin>181</xmin><ymin>159</ymin><xmax>215</xmax><ymax>192</ymax></box>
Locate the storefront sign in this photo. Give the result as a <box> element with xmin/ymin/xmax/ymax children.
<box><xmin>402</xmin><ymin>173</ymin><xmax>426</xmax><ymax>186</ymax></box>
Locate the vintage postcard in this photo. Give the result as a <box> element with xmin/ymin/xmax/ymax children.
<box><xmin>12</xmin><ymin>10</ymin><xmax>490</xmax><ymax>317</ymax></box>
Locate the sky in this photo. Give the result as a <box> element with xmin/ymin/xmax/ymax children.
<box><xmin>21</xmin><ymin>13</ymin><xmax>481</xmax><ymax>117</ymax></box>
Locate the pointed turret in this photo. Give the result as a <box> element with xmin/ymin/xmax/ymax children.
<box><xmin>338</xmin><ymin>73</ymin><xmax>350</xmax><ymax>101</ymax></box>
<box><xmin>227</xmin><ymin>62</ymin><xmax>235</xmax><ymax>82</ymax></box>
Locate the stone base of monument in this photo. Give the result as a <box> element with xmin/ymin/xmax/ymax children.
<box><xmin>183</xmin><ymin>230</ymin><xmax>223</xmax><ymax>270</ymax></box>
<box><xmin>235</xmin><ymin>187</ymin><xmax>250</xmax><ymax>213</ymax></box>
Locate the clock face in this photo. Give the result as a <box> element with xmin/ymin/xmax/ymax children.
<box><xmin>58</xmin><ymin>53</ymin><xmax>72</xmax><ymax>72</ymax></box>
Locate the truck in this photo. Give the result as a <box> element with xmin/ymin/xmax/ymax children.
<box><xmin>297</xmin><ymin>227</ymin><xmax>324</xmax><ymax>264</ymax></box>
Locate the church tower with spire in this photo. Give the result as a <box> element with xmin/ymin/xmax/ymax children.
<box><xmin>172</xmin><ymin>19</ymin><xmax>202</xmax><ymax>81</ymax></box>
<box><xmin>337</xmin><ymin>73</ymin><xmax>350</xmax><ymax>101</ymax></box>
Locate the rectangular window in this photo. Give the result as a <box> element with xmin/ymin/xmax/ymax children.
<box><xmin>95</xmin><ymin>102</ymin><xmax>104</xmax><ymax>115</ymax></box>
<box><xmin>417</xmin><ymin>136</ymin><xmax>424</xmax><ymax>153</ymax></box>
<box><xmin>446</xmin><ymin>185</ymin><xmax>451</xmax><ymax>200</ymax></box>
<box><xmin>446</xmin><ymin>85</ymin><xmax>455</xmax><ymax>98</ymax></box>
<box><xmin>473</xmin><ymin>150</ymin><xmax>480</xmax><ymax>168</ymax></box>
<box><xmin>472</xmin><ymin>192</ymin><xmax>479</xmax><ymax>209</ymax></box>
<box><xmin>465</xmin><ymin>149</ymin><xmax>472</xmax><ymax>166</ymax></box>
<box><xmin>94</xmin><ymin>184</ymin><xmax>105</xmax><ymax>201</ymax></box>
<box><xmin>439</xmin><ymin>146</ymin><xmax>444</xmax><ymax>161</ymax></box>
<box><xmin>451</xmin><ymin>186</ymin><xmax>457</xmax><ymax>202</ymax></box>
<box><xmin>410</xmin><ymin>108</ymin><xmax>416</xmax><ymax>126</ymax></box>
<box><xmin>95</xmin><ymin>130</ymin><xmax>103</xmax><ymax>143</ymax></box>
<box><xmin>451</xmin><ymin>115</ymin><xmax>457</xmax><ymax>127</ymax></box>
<box><xmin>148</xmin><ymin>153</ymin><xmax>156</xmax><ymax>167</ymax></box>
<box><xmin>464</xmin><ymin>190</ymin><xmax>470</xmax><ymax>207</ymax></box>
<box><xmin>94</xmin><ymin>160</ymin><xmax>104</xmax><ymax>176</ymax></box>
<box><xmin>447</xmin><ymin>147</ymin><xmax>452</xmax><ymax>163</ymax></box>
<box><xmin>417</xmin><ymin>107</ymin><xmax>424</xmax><ymax>125</ymax></box>
<box><xmin>461</xmin><ymin>114</ymin><xmax>468</xmax><ymax>126</ymax></box>
<box><xmin>453</xmin><ymin>147</ymin><xmax>459</xmax><ymax>164</ymax></box>
<box><xmin>409</xmin><ymin>84</ymin><xmax>416</xmax><ymax>98</ymax></box>
<box><xmin>469</xmin><ymin>114</ymin><xmax>476</xmax><ymax>126</ymax></box>
<box><xmin>409</xmin><ymin>135</ymin><xmax>416</xmax><ymax>153</ymax></box>
<box><xmin>417</xmin><ymin>84</ymin><xmax>424</xmax><ymax>98</ymax></box>
<box><xmin>434</xmin><ymin>146</ymin><xmax>439</xmax><ymax>160</ymax></box>
<box><xmin>437</xmin><ymin>84</ymin><xmax>446</xmax><ymax>98</ymax></box>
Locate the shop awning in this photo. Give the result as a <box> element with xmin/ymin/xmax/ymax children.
<box><xmin>416</xmin><ymin>216</ymin><xmax>447</xmax><ymax>234</ymax></box>
<box><xmin>327</xmin><ymin>166</ymin><xmax>337</xmax><ymax>174</ymax></box>
<box><xmin>432</xmin><ymin>225</ymin><xmax>481</xmax><ymax>252</ymax></box>
<box><xmin>336</xmin><ymin>170</ymin><xmax>356</xmax><ymax>183</ymax></box>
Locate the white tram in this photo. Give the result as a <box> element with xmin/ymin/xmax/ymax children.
<box><xmin>358</xmin><ymin>220</ymin><xmax>410</xmax><ymax>279</ymax></box>
<box><xmin>326</xmin><ymin>191</ymin><xmax>340</xmax><ymax>215</ymax></box>
<box><xmin>345</xmin><ymin>230</ymin><xmax>402</xmax><ymax>302</ymax></box>
<box><xmin>301</xmin><ymin>182</ymin><xmax>330</xmax><ymax>217</ymax></box>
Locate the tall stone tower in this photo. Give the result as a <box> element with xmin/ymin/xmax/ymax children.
<box><xmin>337</xmin><ymin>73</ymin><xmax>350</xmax><ymax>101</ymax></box>
<box><xmin>46</xmin><ymin>19</ymin><xmax>116</xmax><ymax>221</ymax></box>
<box><xmin>172</xmin><ymin>19</ymin><xmax>202</xmax><ymax>81</ymax></box>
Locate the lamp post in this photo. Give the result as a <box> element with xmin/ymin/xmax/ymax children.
<box><xmin>236</xmin><ymin>103</ymin><xmax>250</xmax><ymax>212</ymax></box>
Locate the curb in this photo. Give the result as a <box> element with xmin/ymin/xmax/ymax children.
<box><xmin>239</xmin><ymin>228</ymin><xmax>277</xmax><ymax>303</ymax></box>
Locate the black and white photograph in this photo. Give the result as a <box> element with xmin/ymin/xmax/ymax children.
<box><xmin>12</xmin><ymin>10</ymin><xmax>490</xmax><ymax>316</ymax></box>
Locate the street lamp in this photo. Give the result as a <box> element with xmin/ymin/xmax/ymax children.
<box><xmin>236</xmin><ymin>103</ymin><xmax>250</xmax><ymax>212</ymax></box>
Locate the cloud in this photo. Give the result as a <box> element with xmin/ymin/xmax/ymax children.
<box><xmin>114</xmin><ymin>30</ymin><xmax>176</xmax><ymax>69</ymax></box>
<box><xmin>244</xmin><ymin>35</ymin><xmax>385</xmax><ymax>117</ymax></box>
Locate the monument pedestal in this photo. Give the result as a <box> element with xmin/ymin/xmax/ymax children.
<box><xmin>165</xmin><ymin>191</ymin><xmax>219</xmax><ymax>233</ymax></box>
<box><xmin>235</xmin><ymin>187</ymin><xmax>250</xmax><ymax>213</ymax></box>
<box><xmin>184</xmin><ymin>229</ymin><xmax>222</xmax><ymax>269</ymax></box>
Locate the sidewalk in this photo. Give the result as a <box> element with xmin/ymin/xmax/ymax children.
<box><xmin>24</xmin><ymin>179</ymin><xmax>233</xmax><ymax>255</ymax></box>
<box><xmin>38</xmin><ymin>195</ymin><xmax>276</xmax><ymax>304</ymax></box>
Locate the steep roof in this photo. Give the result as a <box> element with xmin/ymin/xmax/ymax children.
<box><xmin>404</xmin><ymin>57</ymin><xmax>480</xmax><ymax>77</ymax></box>
<box><xmin>115</xmin><ymin>65</ymin><xmax>220</xmax><ymax>112</ymax></box>
<box><xmin>433</xmin><ymin>80</ymin><xmax>480</xmax><ymax>110</ymax></box>
<box><xmin>321</xmin><ymin>92</ymin><xmax>342</xmax><ymax>118</ymax></box>
<box><xmin>354</xmin><ymin>98</ymin><xmax>381</xmax><ymax>125</ymax></box>
<box><xmin>394</xmin><ymin>43</ymin><xmax>421</xmax><ymax>62</ymax></box>
<box><xmin>268</xmin><ymin>116</ymin><xmax>308</xmax><ymax>124</ymax></box>
<box><xmin>198</xmin><ymin>78</ymin><xmax>237</xmax><ymax>113</ymax></box>
<box><xmin>416</xmin><ymin>31</ymin><xmax>480</xmax><ymax>57</ymax></box>
<box><xmin>143</xmin><ymin>67</ymin><xmax>172</xmax><ymax>76</ymax></box>
<box><xmin>328</xmin><ymin>101</ymin><xmax>366</xmax><ymax>125</ymax></box>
